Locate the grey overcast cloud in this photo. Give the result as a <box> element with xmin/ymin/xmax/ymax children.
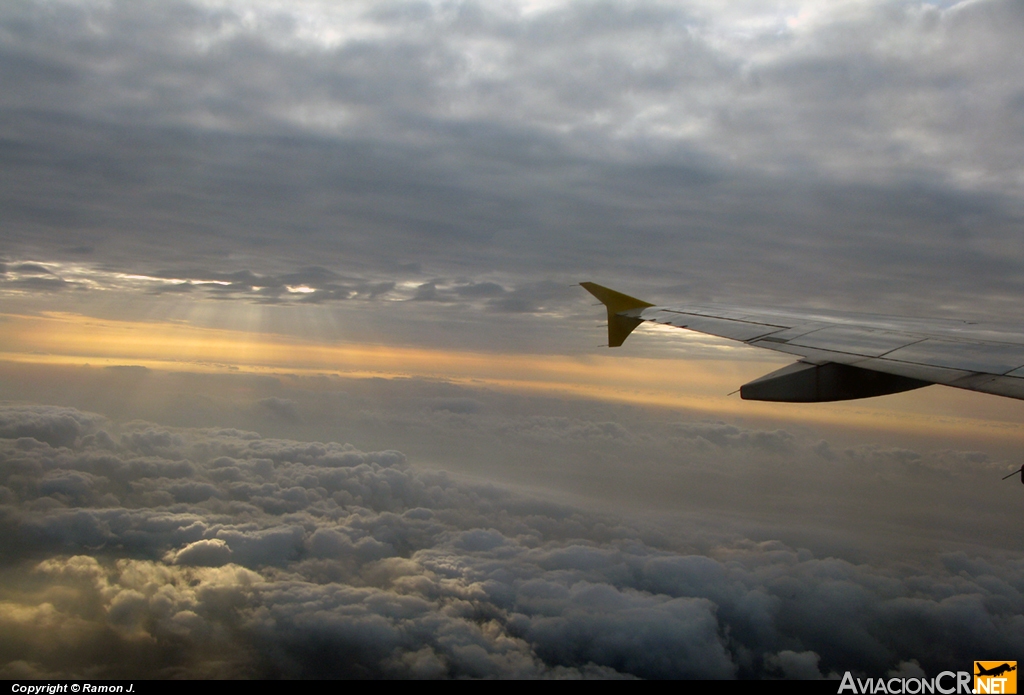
<box><xmin>2</xmin><ymin>0</ymin><xmax>1024</xmax><ymax>680</ymax></box>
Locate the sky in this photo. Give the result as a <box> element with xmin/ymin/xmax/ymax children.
<box><xmin>1</xmin><ymin>0</ymin><xmax>1024</xmax><ymax>680</ymax></box>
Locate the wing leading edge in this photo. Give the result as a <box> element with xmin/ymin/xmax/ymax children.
<box><xmin>581</xmin><ymin>282</ymin><xmax>1024</xmax><ymax>403</ymax></box>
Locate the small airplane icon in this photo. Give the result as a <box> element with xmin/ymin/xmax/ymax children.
<box><xmin>976</xmin><ymin>664</ymin><xmax>1016</xmax><ymax>677</ymax></box>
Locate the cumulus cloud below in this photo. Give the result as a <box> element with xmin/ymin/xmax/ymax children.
<box><xmin>0</xmin><ymin>404</ymin><xmax>1021</xmax><ymax>679</ymax></box>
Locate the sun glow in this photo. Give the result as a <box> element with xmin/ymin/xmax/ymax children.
<box><xmin>2</xmin><ymin>310</ymin><xmax>1023</xmax><ymax>445</ymax></box>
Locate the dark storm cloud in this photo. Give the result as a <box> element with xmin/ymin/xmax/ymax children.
<box><xmin>1</xmin><ymin>0</ymin><xmax>1023</xmax><ymax>322</ymax></box>
<box><xmin>0</xmin><ymin>403</ymin><xmax>1021</xmax><ymax>679</ymax></box>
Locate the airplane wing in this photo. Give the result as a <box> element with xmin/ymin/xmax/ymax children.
<box><xmin>581</xmin><ymin>282</ymin><xmax>1024</xmax><ymax>402</ymax></box>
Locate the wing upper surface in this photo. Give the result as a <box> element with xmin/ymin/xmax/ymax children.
<box><xmin>632</xmin><ymin>302</ymin><xmax>1024</xmax><ymax>401</ymax></box>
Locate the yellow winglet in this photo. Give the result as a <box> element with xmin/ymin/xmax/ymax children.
<box><xmin>580</xmin><ymin>282</ymin><xmax>654</xmax><ymax>347</ymax></box>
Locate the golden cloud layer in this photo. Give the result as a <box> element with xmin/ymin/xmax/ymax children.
<box><xmin>2</xmin><ymin>311</ymin><xmax>1022</xmax><ymax>444</ymax></box>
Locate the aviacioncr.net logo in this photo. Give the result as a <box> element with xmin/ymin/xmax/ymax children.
<box><xmin>837</xmin><ymin>665</ymin><xmax>1018</xmax><ymax>695</ymax></box>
